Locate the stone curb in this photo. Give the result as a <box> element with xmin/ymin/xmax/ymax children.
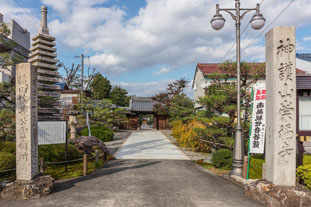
<box><xmin>230</xmin><ymin>175</ymin><xmax>311</xmax><ymax>207</ymax></box>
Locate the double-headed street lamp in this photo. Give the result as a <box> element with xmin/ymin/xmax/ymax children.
<box><xmin>210</xmin><ymin>0</ymin><xmax>265</xmax><ymax>177</ymax></box>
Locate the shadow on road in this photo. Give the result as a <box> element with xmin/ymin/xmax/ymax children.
<box><xmin>51</xmin><ymin>159</ymin><xmax>161</xmax><ymax>194</ymax></box>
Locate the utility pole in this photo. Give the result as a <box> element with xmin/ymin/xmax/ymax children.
<box><xmin>75</xmin><ymin>54</ymin><xmax>90</xmax><ymax>95</ymax></box>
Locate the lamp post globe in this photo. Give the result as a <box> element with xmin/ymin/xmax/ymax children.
<box><xmin>250</xmin><ymin>13</ymin><xmax>266</xmax><ymax>30</ymax></box>
<box><xmin>210</xmin><ymin>14</ymin><xmax>225</xmax><ymax>30</ymax></box>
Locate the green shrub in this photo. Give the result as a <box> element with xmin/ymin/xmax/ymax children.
<box><xmin>0</xmin><ymin>152</ymin><xmax>15</xmax><ymax>171</ymax></box>
<box><xmin>212</xmin><ymin>149</ymin><xmax>232</xmax><ymax>170</ymax></box>
<box><xmin>0</xmin><ymin>141</ymin><xmax>16</xmax><ymax>154</ymax></box>
<box><xmin>249</xmin><ymin>157</ymin><xmax>265</xmax><ymax>179</ymax></box>
<box><xmin>38</xmin><ymin>144</ymin><xmax>83</xmax><ymax>162</ymax></box>
<box><xmin>304</xmin><ymin>154</ymin><xmax>311</xmax><ymax>165</ymax></box>
<box><xmin>80</xmin><ymin>126</ymin><xmax>114</xmax><ymax>142</ymax></box>
<box><xmin>297</xmin><ymin>164</ymin><xmax>311</xmax><ymax>190</ymax></box>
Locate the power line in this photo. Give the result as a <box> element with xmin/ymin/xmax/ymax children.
<box><xmin>241</xmin><ymin>0</ymin><xmax>295</xmax><ymax>54</ymax></box>
<box><xmin>217</xmin><ymin>0</ymin><xmax>265</xmax><ymax>63</ymax></box>
<box><xmin>13</xmin><ymin>0</ymin><xmax>74</xmax><ymax>52</ymax></box>
<box><xmin>13</xmin><ymin>0</ymin><xmax>40</xmax><ymax>24</ymax></box>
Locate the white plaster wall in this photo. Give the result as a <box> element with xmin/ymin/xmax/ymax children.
<box><xmin>0</xmin><ymin>71</ymin><xmax>10</xmax><ymax>83</ymax></box>
<box><xmin>193</xmin><ymin>69</ymin><xmax>206</xmax><ymax>109</ymax></box>
<box><xmin>8</xmin><ymin>20</ymin><xmax>30</xmax><ymax>50</ymax></box>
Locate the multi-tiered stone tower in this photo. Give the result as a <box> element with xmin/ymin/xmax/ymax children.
<box><xmin>29</xmin><ymin>6</ymin><xmax>61</xmax><ymax>120</ymax></box>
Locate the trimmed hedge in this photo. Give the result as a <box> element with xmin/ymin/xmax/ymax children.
<box><xmin>38</xmin><ymin>144</ymin><xmax>83</xmax><ymax>162</ymax></box>
<box><xmin>212</xmin><ymin>149</ymin><xmax>232</xmax><ymax>170</ymax></box>
<box><xmin>81</xmin><ymin>126</ymin><xmax>114</xmax><ymax>142</ymax></box>
<box><xmin>297</xmin><ymin>164</ymin><xmax>311</xmax><ymax>190</ymax></box>
<box><xmin>0</xmin><ymin>141</ymin><xmax>15</xmax><ymax>154</ymax></box>
<box><xmin>0</xmin><ymin>142</ymin><xmax>83</xmax><ymax>171</ymax></box>
<box><xmin>249</xmin><ymin>157</ymin><xmax>265</xmax><ymax>179</ymax></box>
<box><xmin>0</xmin><ymin>152</ymin><xmax>15</xmax><ymax>171</ymax></box>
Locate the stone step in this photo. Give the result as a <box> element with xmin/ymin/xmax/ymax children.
<box><xmin>32</xmin><ymin>38</ymin><xmax>56</xmax><ymax>47</ymax></box>
<box><xmin>39</xmin><ymin>107</ymin><xmax>61</xmax><ymax>114</ymax></box>
<box><xmin>37</xmin><ymin>83</ymin><xmax>60</xmax><ymax>90</ymax></box>
<box><xmin>38</xmin><ymin>114</ymin><xmax>64</xmax><ymax>121</ymax></box>
<box><xmin>37</xmin><ymin>69</ymin><xmax>59</xmax><ymax>76</ymax></box>
<box><xmin>29</xmin><ymin>50</ymin><xmax>57</xmax><ymax>58</ymax></box>
<box><xmin>29</xmin><ymin>56</ymin><xmax>58</xmax><ymax>65</ymax></box>
<box><xmin>38</xmin><ymin>75</ymin><xmax>60</xmax><ymax>83</ymax></box>
<box><xmin>32</xmin><ymin>62</ymin><xmax>58</xmax><ymax>70</ymax></box>
<box><xmin>32</xmin><ymin>33</ymin><xmax>56</xmax><ymax>42</ymax></box>
<box><xmin>38</xmin><ymin>91</ymin><xmax>61</xmax><ymax>98</ymax></box>
<box><xmin>38</xmin><ymin>99</ymin><xmax>61</xmax><ymax>106</ymax></box>
<box><xmin>30</xmin><ymin>44</ymin><xmax>56</xmax><ymax>53</ymax></box>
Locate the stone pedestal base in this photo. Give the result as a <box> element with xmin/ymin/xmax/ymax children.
<box><xmin>230</xmin><ymin>175</ymin><xmax>311</xmax><ymax>207</ymax></box>
<box><xmin>0</xmin><ymin>175</ymin><xmax>54</xmax><ymax>200</ymax></box>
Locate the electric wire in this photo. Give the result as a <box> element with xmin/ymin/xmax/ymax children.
<box><xmin>241</xmin><ymin>0</ymin><xmax>296</xmax><ymax>54</ymax></box>
<box><xmin>217</xmin><ymin>0</ymin><xmax>265</xmax><ymax>63</ymax></box>
<box><xmin>12</xmin><ymin>0</ymin><xmax>74</xmax><ymax>53</ymax></box>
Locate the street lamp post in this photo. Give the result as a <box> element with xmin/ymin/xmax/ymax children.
<box><xmin>210</xmin><ymin>0</ymin><xmax>265</xmax><ymax>177</ymax></box>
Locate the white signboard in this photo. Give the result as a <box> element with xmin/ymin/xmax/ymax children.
<box><xmin>249</xmin><ymin>83</ymin><xmax>266</xmax><ymax>154</ymax></box>
<box><xmin>38</xmin><ymin>121</ymin><xmax>67</xmax><ymax>145</ymax></box>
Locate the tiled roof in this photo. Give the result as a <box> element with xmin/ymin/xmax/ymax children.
<box><xmin>129</xmin><ymin>96</ymin><xmax>156</xmax><ymax>112</ymax></box>
<box><xmin>196</xmin><ymin>63</ymin><xmax>306</xmax><ymax>75</ymax></box>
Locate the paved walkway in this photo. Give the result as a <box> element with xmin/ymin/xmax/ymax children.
<box><xmin>0</xmin><ymin>131</ymin><xmax>263</xmax><ymax>207</ymax></box>
<box><xmin>0</xmin><ymin>160</ymin><xmax>263</xmax><ymax>207</ymax></box>
<box><xmin>115</xmin><ymin>131</ymin><xmax>190</xmax><ymax>160</ymax></box>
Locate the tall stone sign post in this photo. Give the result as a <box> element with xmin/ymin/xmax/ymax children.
<box><xmin>16</xmin><ymin>63</ymin><xmax>38</xmax><ymax>181</ymax></box>
<box><xmin>265</xmin><ymin>26</ymin><xmax>296</xmax><ymax>186</ymax></box>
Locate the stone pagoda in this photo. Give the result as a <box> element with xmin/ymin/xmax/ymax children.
<box><xmin>29</xmin><ymin>6</ymin><xmax>61</xmax><ymax>120</ymax></box>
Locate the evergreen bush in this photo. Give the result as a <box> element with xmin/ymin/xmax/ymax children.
<box><xmin>80</xmin><ymin>126</ymin><xmax>114</xmax><ymax>142</ymax></box>
<box><xmin>38</xmin><ymin>144</ymin><xmax>83</xmax><ymax>162</ymax></box>
<box><xmin>0</xmin><ymin>152</ymin><xmax>15</xmax><ymax>171</ymax></box>
<box><xmin>297</xmin><ymin>164</ymin><xmax>311</xmax><ymax>190</ymax></box>
<box><xmin>212</xmin><ymin>149</ymin><xmax>232</xmax><ymax>170</ymax></box>
<box><xmin>0</xmin><ymin>141</ymin><xmax>16</xmax><ymax>153</ymax></box>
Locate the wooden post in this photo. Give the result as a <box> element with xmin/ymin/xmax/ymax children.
<box><xmin>242</xmin><ymin>155</ymin><xmax>248</xmax><ymax>179</ymax></box>
<box><xmin>95</xmin><ymin>150</ymin><xmax>99</xmax><ymax>164</ymax></box>
<box><xmin>104</xmin><ymin>150</ymin><xmax>108</xmax><ymax>161</ymax></box>
<box><xmin>40</xmin><ymin>158</ymin><xmax>44</xmax><ymax>175</ymax></box>
<box><xmin>83</xmin><ymin>154</ymin><xmax>87</xmax><ymax>176</ymax></box>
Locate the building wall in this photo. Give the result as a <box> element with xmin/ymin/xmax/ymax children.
<box><xmin>0</xmin><ymin>72</ymin><xmax>10</xmax><ymax>83</ymax></box>
<box><xmin>7</xmin><ymin>19</ymin><xmax>30</xmax><ymax>50</ymax></box>
<box><xmin>193</xmin><ymin>68</ymin><xmax>206</xmax><ymax>109</ymax></box>
<box><xmin>297</xmin><ymin>58</ymin><xmax>311</xmax><ymax>74</ymax></box>
<box><xmin>60</xmin><ymin>93</ymin><xmax>79</xmax><ymax>105</ymax></box>
<box><xmin>0</xmin><ymin>14</ymin><xmax>30</xmax><ymax>83</ymax></box>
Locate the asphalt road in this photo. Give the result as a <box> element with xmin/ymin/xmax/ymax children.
<box><xmin>0</xmin><ymin>131</ymin><xmax>263</xmax><ymax>207</ymax></box>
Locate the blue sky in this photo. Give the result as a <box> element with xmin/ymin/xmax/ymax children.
<box><xmin>1</xmin><ymin>0</ymin><xmax>311</xmax><ymax>97</ymax></box>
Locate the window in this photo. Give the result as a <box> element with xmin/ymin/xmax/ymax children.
<box><xmin>299</xmin><ymin>96</ymin><xmax>311</xmax><ymax>131</ymax></box>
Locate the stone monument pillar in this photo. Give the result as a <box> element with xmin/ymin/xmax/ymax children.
<box><xmin>265</xmin><ymin>26</ymin><xmax>296</xmax><ymax>186</ymax></box>
<box><xmin>69</xmin><ymin>115</ymin><xmax>78</xmax><ymax>139</ymax></box>
<box><xmin>16</xmin><ymin>63</ymin><xmax>38</xmax><ymax>180</ymax></box>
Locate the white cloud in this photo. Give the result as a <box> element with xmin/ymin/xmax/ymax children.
<box><xmin>0</xmin><ymin>0</ymin><xmax>40</xmax><ymax>37</ymax></box>
<box><xmin>40</xmin><ymin>0</ymin><xmax>311</xmax><ymax>76</ymax></box>
<box><xmin>111</xmin><ymin>80</ymin><xmax>171</xmax><ymax>97</ymax></box>
<box><xmin>1</xmin><ymin>0</ymin><xmax>310</xmax><ymax>97</ymax></box>
<box><xmin>112</xmin><ymin>79</ymin><xmax>194</xmax><ymax>98</ymax></box>
<box><xmin>304</xmin><ymin>37</ymin><xmax>311</xmax><ymax>42</ymax></box>
<box><xmin>153</xmin><ymin>67</ymin><xmax>171</xmax><ymax>75</ymax></box>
